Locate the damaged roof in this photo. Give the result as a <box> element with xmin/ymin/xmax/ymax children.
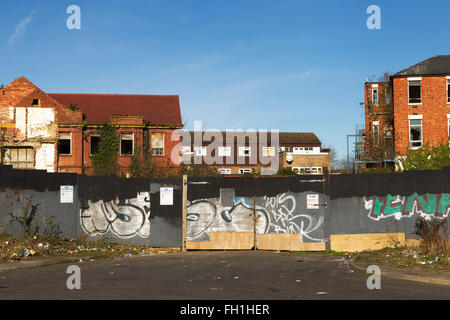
<box><xmin>393</xmin><ymin>55</ymin><xmax>450</xmax><ymax>77</ymax></box>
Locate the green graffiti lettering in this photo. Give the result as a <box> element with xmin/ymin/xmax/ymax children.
<box><xmin>383</xmin><ymin>194</ymin><xmax>403</xmax><ymax>215</ymax></box>
<box><xmin>438</xmin><ymin>193</ymin><xmax>450</xmax><ymax>215</ymax></box>
<box><xmin>404</xmin><ymin>193</ymin><xmax>437</xmax><ymax>214</ymax></box>
<box><xmin>367</xmin><ymin>196</ymin><xmax>385</xmax><ymax>218</ymax></box>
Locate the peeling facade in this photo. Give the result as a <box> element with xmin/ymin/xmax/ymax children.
<box><xmin>0</xmin><ymin>77</ymin><xmax>183</xmax><ymax>175</ymax></box>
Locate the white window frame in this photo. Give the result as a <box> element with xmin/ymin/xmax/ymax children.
<box><xmin>194</xmin><ymin>146</ymin><xmax>207</xmax><ymax>157</ymax></box>
<box><xmin>447</xmin><ymin>114</ymin><xmax>450</xmax><ymax>145</ymax></box>
<box><xmin>292</xmin><ymin>167</ymin><xmax>323</xmax><ymax>175</ymax></box>
<box><xmin>238</xmin><ymin>146</ymin><xmax>251</xmax><ymax>157</ymax></box>
<box><xmin>447</xmin><ymin>77</ymin><xmax>450</xmax><ymax>104</ymax></box>
<box><xmin>372</xmin><ymin>121</ymin><xmax>380</xmax><ymax>145</ymax></box>
<box><xmin>408</xmin><ymin>115</ymin><xmax>423</xmax><ymax>149</ymax></box>
<box><xmin>238</xmin><ymin>168</ymin><xmax>252</xmax><ymax>174</ymax></box>
<box><xmin>58</xmin><ymin>132</ymin><xmax>72</xmax><ymax>156</ymax></box>
<box><xmin>218</xmin><ymin>146</ymin><xmax>231</xmax><ymax>157</ymax></box>
<box><xmin>180</xmin><ymin>146</ymin><xmax>192</xmax><ymax>154</ymax></box>
<box><xmin>218</xmin><ymin>168</ymin><xmax>231</xmax><ymax>175</ymax></box>
<box><xmin>151</xmin><ymin>133</ymin><xmax>165</xmax><ymax>156</ymax></box>
<box><xmin>372</xmin><ymin>87</ymin><xmax>378</xmax><ymax>105</ymax></box>
<box><xmin>293</xmin><ymin>147</ymin><xmax>304</xmax><ymax>154</ymax></box>
<box><xmin>408</xmin><ymin>77</ymin><xmax>422</xmax><ymax>105</ymax></box>
<box><xmin>262</xmin><ymin>146</ymin><xmax>275</xmax><ymax>157</ymax></box>
<box><xmin>120</xmin><ymin>132</ymin><xmax>134</xmax><ymax>156</ymax></box>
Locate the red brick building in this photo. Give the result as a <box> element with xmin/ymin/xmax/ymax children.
<box><xmin>0</xmin><ymin>77</ymin><xmax>182</xmax><ymax>176</ymax></box>
<box><xmin>364</xmin><ymin>55</ymin><xmax>450</xmax><ymax>165</ymax></box>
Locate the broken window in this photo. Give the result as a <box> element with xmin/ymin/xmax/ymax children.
<box><xmin>4</xmin><ymin>147</ymin><xmax>34</xmax><ymax>169</ymax></box>
<box><xmin>447</xmin><ymin>79</ymin><xmax>450</xmax><ymax>103</ymax></box>
<box><xmin>408</xmin><ymin>80</ymin><xmax>421</xmax><ymax>104</ymax></box>
<box><xmin>58</xmin><ymin>132</ymin><xmax>71</xmax><ymax>155</ymax></box>
<box><xmin>120</xmin><ymin>133</ymin><xmax>134</xmax><ymax>155</ymax></box>
<box><xmin>373</xmin><ymin>121</ymin><xmax>380</xmax><ymax>145</ymax></box>
<box><xmin>151</xmin><ymin>133</ymin><xmax>164</xmax><ymax>156</ymax></box>
<box><xmin>90</xmin><ymin>134</ymin><xmax>100</xmax><ymax>155</ymax></box>
<box><xmin>409</xmin><ymin>119</ymin><xmax>422</xmax><ymax>147</ymax></box>
<box><xmin>372</xmin><ymin>88</ymin><xmax>378</xmax><ymax>104</ymax></box>
<box><xmin>238</xmin><ymin>146</ymin><xmax>251</xmax><ymax>157</ymax></box>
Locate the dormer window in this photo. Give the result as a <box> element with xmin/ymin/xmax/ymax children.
<box><xmin>32</xmin><ymin>98</ymin><xmax>40</xmax><ymax>106</ymax></box>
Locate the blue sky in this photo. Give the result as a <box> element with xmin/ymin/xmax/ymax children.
<box><xmin>1</xmin><ymin>0</ymin><xmax>450</xmax><ymax>159</ymax></box>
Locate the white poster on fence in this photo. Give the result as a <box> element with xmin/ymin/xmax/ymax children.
<box><xmin>160</xmin><ymin>187</ymin><xmax>173</xmax><ymax>205</ymax></box>
<box><xmin>307</xmin><ymin>194</ymin><xmax>319</xmax><ymax>209</ymax></box>
<box><xmin>60</xmin><ymin>185</ymin><xmax>74</xmax><ymax>203</ymax></box>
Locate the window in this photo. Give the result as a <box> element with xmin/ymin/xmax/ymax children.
<box><xmin>292</xmin><ymin>167</ymin><xmax>322</xmax><ymax>175</ymax></box>
<box><xmin>32</xmin><ymin>98</ymin><xmax>40</xmax><ymax>106</ymax></box>
<box><xmin>372</xmin><ymin>88</ymin><xmax>378</xmax><ymax>105</ymax></box>
<box><xmin>194</xmin><ymin>146</ymin><xmax>207</xmax><ymax>156</ymax></box>
<box><xmin>218</xmin><ymin>146</ymin><xmax>231</xmax><ymax>157</ymax></box>
<box><xmin>373</xmin><ymin>121</ymin><xmax>380</xmax><ymax>145</ymax></box>
<box><xmin>4</xmin><ymin>147</ymin><xmax>34</xmax><ymax>169</ymax></box>
<box><xmin>293</xmin><ymin>147</ymin><xmax>303</xmax><ymax>154</ymax></box>
<box><xmin>408</xmin><ymin>79</ymin><xmax>422</xmax><ymax>104</ymax></box>
<box><xmin>447</xmin><ymin>79</ymin><xmax>450</xmax><ymax>103</ymax></box>
<box><xmin>180</xmin><ymin>146</ymin><xmax>192</xmax><ymax>155</ymax></box>
<box><xmin>262</xmin><ymin>147</ymin><xmax>275</xmax><ymax>156</ymax></box>
<box><xmin>409</xmin><ymin>119</ymin><xmax>422</xmax><ymax>148</ymax></box>
<box><xmin>151</xmin><ymin>133</ymin><xmax>164</xmax><ymax>156</ymax></box>
<box><xmin>238</xmin><ymin>146</ymin><xmax>251</xmax><ymax>157</ymax></box>
<box><xmin>90</xmin><ymin>134</ymin><xmax>100</xmax><ymax>155</ymax></box>
<box><xmin>120</xmin><ymin>133</ymin><xmax>134</xmax><ymax>155</ymax></box>
<box><xmin>238</xmin><ymin>168</ymin><xmax>252</xmax><ymax>174</ymax></box>
<box><xmin>58</xmin><ymin>132</ymin><xmax>71</xmax><ymax>155</ymax></box>
<box><xmin>218</xmin><ymin>168</ymin><xmax>231</xmax><ymax>175</ymax></box>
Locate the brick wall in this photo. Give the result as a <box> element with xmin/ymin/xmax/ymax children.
<box><xmin>393</xmin><ymin>76</ymin><xmax>450</xmax><ymax>155</ymax></box>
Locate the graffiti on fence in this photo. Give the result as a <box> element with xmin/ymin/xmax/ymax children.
<box><xmin>187</xmin><ymin>192</ymin><xmax>324</xmax><ymax>242</ymax></box>
<box><xmin>364</xmin><ymin>193</ymin><xmax>450</xmax><ymax>221</ymax></box>
<box><xmin>263</xmin><ymin>193</ymin><xmax>324</xmax><ymax>241</ymax></box>
<box><xmin>80</xmin><ymin>192</ymin><xmax>151</xmax><ymax>238</ymax></box>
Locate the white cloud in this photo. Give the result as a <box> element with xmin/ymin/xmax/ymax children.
<box><xmin>8</xmin><ymin>10</ymin><xmax>37</xmax><ymax>47</ymax></box>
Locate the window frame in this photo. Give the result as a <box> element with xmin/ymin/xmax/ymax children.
<box><xmin>194</xmin><ymin>146</ymin><xmax>207</xmax><ymax>157</ymax></box>
<box><xmin>218</xmin><ymin>146</ymin><xmax>231</xmax><ymax>157</ymax></box>
<box><xmin>262</xmin><ymin>146</ymin><xmax>275</xmax><ymax>157</ymax></box>
<box><xmin>238</xmin><ymin>168</ymin><xmax>252</xmax><ymax>174</ymax></box>
<box><xmin>238</xmin><ymin>146</ymin><xmax>251</xmax><ymax>157</ymax></box>
<box><xmin>408</xmin><ymin>116</ymin><xmax>423</xmax><ymax>149</ymax></box>
<box><xmin>408</xmin><ymin>78</ymin><xmax>422</xmax><ymax>105</ymax></box>
<box><xmin>58</xmin><ymin>132</ymin><xmax>72</xmax><ymax>156</ymax></box>
<box><xmin>4</xmin><ymin>147</ymin><xmax>35</xmax><ymax>169</ymax></box>
<box><xmin>90</xmin><ymin>133</ymin><xmax>100</xmax><ymax>156</ymax></box>
<box><xmin>372</xmin><ymin>88</ymin><xmax>378</xmax><ymax>105</ymax></box>
<box><xmin>151</xmin><ymin>132</ymin><xmax>165</xmax><ymax>156</ymax></box>
<box><xmin>119</xmin><ymin>132</ymin><xmax>134</xmax><ymax>156</ymax></box>
<box><xmin>218</xmin><ymin>168</ymin><xmax>231</xmax><ymax>175</ymax></box>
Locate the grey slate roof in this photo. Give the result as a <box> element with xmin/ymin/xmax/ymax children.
<box><xmin>393</xmin><ymin>55</ymin><xmax>450</xmax><ymax>77</ymax></box>
<box><xmin>184</xmin><ymin>131</ymin><xmax>321</xmax><ymax>145</ymax></box>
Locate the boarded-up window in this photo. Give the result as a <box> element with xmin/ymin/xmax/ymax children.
<box><xmin>120</xmin><ymin>133</ymin><xmax>134</xmax><ymax>155</ymax></box>
<box><xmin>151</xmin><ymin>133</ymin><xmax>164</xmax><ymax>156</ymax></box>
<box><xmin>58</xmin><ymin>132</ymin><xmax>71</xmax><ymax>155</ymax></box>
<box><xmin>5</xmin><ymin>147</ymin><xmax>34</xmax><ymax>169</ymax></box>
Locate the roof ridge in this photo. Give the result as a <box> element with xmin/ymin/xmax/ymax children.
<box><xmin>49</xmin><ymin>93</ymin><xmax>179</xmax><ymax>97</ymax></box>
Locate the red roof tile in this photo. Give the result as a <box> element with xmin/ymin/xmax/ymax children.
<box><xmin>49</xmin><ymin>93</ymin><xmax>182</xmax><ymax>126</ymax></box>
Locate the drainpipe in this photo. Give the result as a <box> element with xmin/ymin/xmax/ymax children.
<box><xmin>81</xmin><ymin>125</ymin><xmax>86</xmax><ymax>175</ymax></box>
